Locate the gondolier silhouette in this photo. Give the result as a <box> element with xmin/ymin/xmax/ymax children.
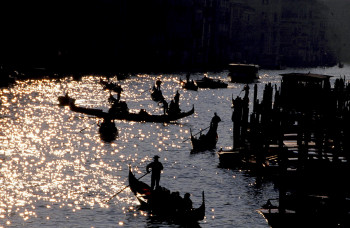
<box><xmin>146</xmin><ymin>155</ymin><xmax>164</xmax><ymax>190</ymax></box>
<box><xmin>155</xmin><ymin>78</ymin><xmax>162</xmax><ymax>91</ymax></box>
<box><xmin>210</xmin><ymin>112</ymin><xmax>221</xmax><ymax>128</ymax></box>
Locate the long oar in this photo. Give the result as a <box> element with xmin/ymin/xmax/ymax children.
<box><xmin>182</xmin><ymin>126</ymin><xmax>210</xmax><ymax>143</ymax></box>
<box><xmin>79</xmin><ymin>121</ymin><xmax>98</xmax><ymax>133</ymax></box>
<box><xmin>105</xmin><ymin>172</ymin><xmax>149</xmax><ymax>203</ymax></box>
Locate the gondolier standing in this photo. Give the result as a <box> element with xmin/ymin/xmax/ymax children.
<box><xmin>146</xmin><ymin>155</ymin><xmax>163</xmax><ymax>190</ymax></box>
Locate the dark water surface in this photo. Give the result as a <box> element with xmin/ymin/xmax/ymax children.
<box><xmin>1</xmin><ymin>66</ymin><xmax>349</xmax><ymax>227</ymax></box>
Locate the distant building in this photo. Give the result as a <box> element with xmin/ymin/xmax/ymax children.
<box><xmin>2</xmin><ymin>0</ymin><xmax>338</xmax><ymax>73</ymax></box>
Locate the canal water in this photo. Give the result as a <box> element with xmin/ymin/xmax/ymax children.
<box><xmin>0</xmin><ymin>65</ymin><xmax>349</xmax><ymax>227</ymax></box>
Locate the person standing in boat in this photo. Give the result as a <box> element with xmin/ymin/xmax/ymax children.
<box><xmin>210</xmin><ymin>112</ymin><xmax>221</xmax><ymax>127</ymax></box>
<box><xmin>155</xmin><ymin>78</ymin><xmax>162</xmax><ymax>91</ymax></box>
<box><xmin>174</xmin><ymin>90</ymin><xmax>181</xmax><ymax>111</ymax></box>
<box><xmin>174</xmin><ymin>90</ymin><xmax>180</xmax><ymax>106</ymax></box>
<box><xmin>115</xmin><ymin>84</ymin><xmax>123</xmax><ymax>102</ymax></box>
<box><xmin>186</xmin><ymin>73</ymin><xmax>190</xmax><ymax>82</ymax></box>
<box><xmin>146</xmin><ymin>155</ymin><xmax>163</xmax><ymax>190</ymax></box>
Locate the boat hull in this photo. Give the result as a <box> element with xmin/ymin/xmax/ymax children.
<box><xmin>228</xmin><ymin>63</ymin><xmax>259</xmax><ymax>82</ymax></box>
<box><xmin>69</xmin><ymin>103</ymin><xmax>194</xmax><ymax>123</ymax></box>
<box><xmin>191</xmin><ymin>133</ymin><xmax>218</xmax><ymax>152</ymax></box>
<box><xmin>128</xmin><ymin>168</ymin><xmax>205</xmax><ymax>223</ymax></box>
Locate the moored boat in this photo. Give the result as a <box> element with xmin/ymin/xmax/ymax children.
<box><xmin>180</xmin><ymin>78</ymin><xmax>198</xmax><ymax>91</ymax></box>
<box><xmin>258</xmin><ymin>196</ymin><xmax>350</xmax><ymax>228</ymax></box>
<box><xmin>228</xmin><ymin>63</ymin><xmax>259</xmax><ymax>82</ymax></box>
<box><xmin>128</xmin><ymin>167</ymin><xmax>205</xmax><ymax>223</ymax></box>
<box><xmin>195</xmin><ymin>75</ymin><xmax>228</xmax><ymax>89</ymax></box>
<box><xmin>217</xmin><ymin>148</ymin><xmax>242</xmax><ymax>168</ymax></box>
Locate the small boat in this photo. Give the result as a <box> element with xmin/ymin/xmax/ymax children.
<box><xmin>69</xmin><ymin>102</ymin><xmax>194</xmax><ymax>123</ymax></box>
<box><xmin>58</xmin><ymin>93</ymin><xmax>75</xmax><ymax>106</ymax></box>
<box><xmin>190</xmin><ymin>113</ymin><xmax>221</xmax><ymax>152</ymax></box>
<box><xmin>98</xmin><ymin>118</ymin><xmax>118</xmax><ymax>142</ymax></box>
<box><xmin>180</xmin><ymin>78</ymin><xmax>198</xmax><ymax>91</ymax></box>
<box><xmin>228</xmin><ymin>63</ymin><xmax>259</xmax><ymax>82</ymax></box>
<box><xmin>217</xmin><ymin>148</ymin><xmax>242</xmax><ymax>168</ymax></box>
<box><xmin>195</xmin><ymin>75</ymin><xmax>228</xmax><ymax>89</ymax></box>
<box><xmin>258</xmin><ymin>196</ymin><xmax>350</xmax><ymax>228</ymax></box>
<box><xmin>128</xmin><ymin>167</ymin><xmax>205</xmax><ymax>223</ymax></box>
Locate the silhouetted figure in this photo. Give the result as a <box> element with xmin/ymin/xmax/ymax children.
<box><xmin>174</xmin><ymin>90</ymin><xmax>180</xmax><ymax>106</ymax></box>
<box><xmin>109</xmin><ymin>94</ymin><xmax>118</xmax><ymax>105</ymax></box>
<box><xmin>168</xmin><ymin>100</ymin><xmax>177</xmax><ymax>114</ymax></box>
<box><xmin>146</xmin><ymin>155</ymin><xmax>164</xmax><ymax>190</ymax></box>
<box><xmin>161</xmin><ymin>99</ymin><xmax>168</xmax><ymax>115</ymax></box>
<box><xmin>115</xmin><ymin>84</ymin><xmax>123</xmax><ymax>101</ymax></box>
<box><xmin>156</xmin><ymin>78</ymin><xmax>162</xmax><ymax>91</ymax></box>
<box><xmin>183</xmin><ymin>193</ymin><xmax>193</xmax><ymax>212</ymax></box>
<box><xmin>210</xmin><ymin>112</ymin><xmax>221</xmax><ymax>128</ymax></box>
<box><xmin>109</xmin><ymin>99</ymin><xmax>129</xmax><ymax>114</ymax></box>
<box><xmin>203</xmin><ymin>74</ymin><xmax>208</xmax><ymax>81</ymax></box>
<box><xmin>139</xmin><ymin>109</ymin><xmax>148</xmax><ymax>116</ymax></box>
<box><xmin>186</xmin><ymin>73</ymin><xmax>190</xmax><ymax>82</ymax></box>
<box><xmin>170</xmin><ymin>191</ymin><xmax>183</xmax><ymax>213</ymax></box>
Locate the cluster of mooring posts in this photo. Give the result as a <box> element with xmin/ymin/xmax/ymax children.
<box><xmin>219</xmin><ymin>73</ymin><xmax>350</xmax><ymax>227</ymax></box>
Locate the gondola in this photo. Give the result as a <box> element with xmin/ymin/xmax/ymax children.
<box><xmin>217</xmin><ymin>148</ymin><xmax>242</xmax><ymax>168</ymax></box>
<box><xmin>190</xmin><ymin>113</ymin><xmax>221</xmax><ymax>152</ymax></box>
<box><xmin>69</xmin><ymin>102</ymin><xmax>194</xmax><ymax>123</ymax></box>
<box><xmin>195</xmin><ymin>76</ymin><xmax>228</xmax><ymax>89</ymax></box>
<box><xmin>228</xmin><ymin>63</ymin><xmax>259</xmax><ymax>83</ymax></box>
<box><xmin>180</xmin><ymin>78</ymin><xmax>198</xmax><ymax>91</ymax></box>
<box><xmin>258</xmin><ymin>197</ymin><xmax>350</xmax><ymax>228</ymax></box>
<box><xmin>128</xmin><ymin>168</ymin><xmax>205</xmax><ymax>223</ymax></box>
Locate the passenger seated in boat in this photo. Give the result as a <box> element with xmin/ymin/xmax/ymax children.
<box><xmin>108</xmin><ymin>94</ymin><xmax>118</xmax><ymax>105</ymax></box>
<box><xmin>168</xmin><ymin>100</ymin><xmax>181</xmax><ymax>115</ymax></box>
<box><xmin>160</xmin><ymin>99</ymin><xmax>168</xmax><ymax>115</ymax></box>
<box><xmin>262</xmin><ymin>199</ymin><xmax>277</xmax><ymax>212</ymax></box>
<box><xmin>109</xmin><ymin>100</ymin><xmax>129</xmax><ymax>114</ymax></box>
<box><xmin>139</xmin><ymin>109</ymin><xmax>149</xmax><ymax>116</ymax></box>
<box><xmin>170</xmin><ymin>191</ymin><xmax>183</xmax><ymax>212</ymax></box>
<box><xmin>183</xmin><ymin>193</ymin><xmax>193</xmax><ymax>212</ymax></box>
